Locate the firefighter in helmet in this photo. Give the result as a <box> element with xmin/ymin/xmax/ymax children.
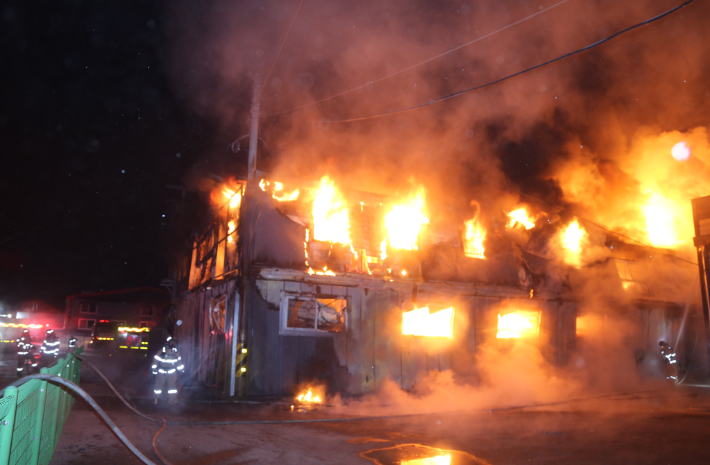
<box><xmin>152</xmin><ymin>336</ymin><xmax>184</xmax><ymax>405</ymax></box>
<box><xmin>16</xmin><ymin>329</ymin><xmax>34</xmax><ymax>377</ymax></box>
<box><xmin>68</xmin><ymin>336</ymin><xmax>77</xmax><ymax>352</ymax></box>
<box><xmin>659</xmin><ymin>340</ymin><xmax>677</xmax><ymax>382</ymax></box>
<box><xmin>40</xmin><ymin>328</ymin><xmax>60</xmax><ymax>366</ymax></box>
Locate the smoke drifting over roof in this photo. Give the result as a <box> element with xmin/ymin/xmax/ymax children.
<box><xmin>167</xmin><ymin>0</ymin><xmax>710</xmax><ymax>256</ymax></box>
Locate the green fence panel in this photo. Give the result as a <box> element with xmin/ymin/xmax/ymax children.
<box><xmin>0</xmin><ymin>348</ymin><xmax>84</xmax><ymax>465</ymax></box>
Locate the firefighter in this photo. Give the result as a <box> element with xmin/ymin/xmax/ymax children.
<box><xmin>152</xmin><ymin>336</ymin><xmax>184</xmax><ymax>405</ymax></box>
<box><xmin>40</xmin><ymin>328</ymin><xmax>60</xmax><ymax>366</ymax></box>
<box><xmin>68</xmin><ymin>336</ymin><xmax>77</xmax><ymax>352</ymax></box>
<box><xmin>659</xmin><ymin>340</ymin><xmax>678</xmax><ymax>382</ymax></box>
<box><xmin>15</xmin><ymin>329</ymin><xmax>33</xmax><ymax>377</ymax></box>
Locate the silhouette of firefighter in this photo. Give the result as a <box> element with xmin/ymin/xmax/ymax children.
<box><xmin>152</xmin><ymin>336</ymin><xmax>184</xmax><ymax>405</ymax></box>
<box><xmin>40</xmin><ymin>328</ymin><xmax>60</xmax><ymax>366</ymax></box>
<box><xmin>16</xmin><ymin>329</ymin><xmax>36</xmax><ymax>376</ymax></box>
<box><xmin>659</xmin><ymin>340</ymin><xmax>677</xmax><ymax>382</ymax></box>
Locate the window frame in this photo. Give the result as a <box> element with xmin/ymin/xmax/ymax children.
<box><xmin>139</xmin><ymin>306</ymin><xmax>155</xmax><ymax>317</ymax></box>
<box><xmin>279</xmin><ymin>292</ymin><xmax>347</xmax><ymax>336</ymax></box>
<box><xmin>80</xmin><ymin>303</ymin><xmax>98</xmax><ymax>314</ymax></box>
<box><xmin>78</xmin><ymin>318</ymin><xmax>96</xmax><ymax>330</ymax></box>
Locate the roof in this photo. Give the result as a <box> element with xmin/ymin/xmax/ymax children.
<box><xmin>66</xmin><ymin>287</ymin><xmax>170</xmax><ymax>304</ymax></box>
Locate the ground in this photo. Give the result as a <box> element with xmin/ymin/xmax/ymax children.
<box><xmin>2</xmin><ymin>352</ymin><xmax>709</xmax><ymax>464</ymax></box>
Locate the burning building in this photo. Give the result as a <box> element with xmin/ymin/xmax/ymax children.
<box><xmin>172</xmin><ymin>175</ymin><xmax>705</xmax><ymax>398</ymax></box>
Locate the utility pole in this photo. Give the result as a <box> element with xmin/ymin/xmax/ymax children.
<box><xmin>247</xmin><ymin>74</ymin><xmax>261</xmax><ymax>180</ymax></box>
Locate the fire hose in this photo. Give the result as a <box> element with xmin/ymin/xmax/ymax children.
<box><xmin>7</xmin><ymin>355</ymin><xmax>707</xmax><ymax>465</ymax></box>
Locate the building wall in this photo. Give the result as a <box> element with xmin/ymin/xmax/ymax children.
<box><xmin>242</xmin><ymin>278</ymin><xmax>577</xmax><ymax>397</ymax></box>
<box><xmin>65</xmin><ymin>299</ymin><xmax>162</xmax><ymax>338</ymax></box>
<box><xmin>174</xmin><ymin>280</ymin><xmax>239</xmax><ymax>396</ymax></box>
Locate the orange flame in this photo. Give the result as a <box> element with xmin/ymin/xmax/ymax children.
<box><xmin>560</xmin><ymin>219</ymin><xmax>586</xmax><ymax>267</ymax></box>
<box><xmin>227</xmin><ymin>220</ymin><xmax>236</xmax><ymax>243</ymax></box>
<box><xmin>642</xmin><ymin>192</ymin><xmax>679</xmax><ymax>247</ymax></box>
<box><xmin>496</xmin><ymin>311</ymin><xmax>541</xmax><ymax>339</ymax></box>
<box><xmin>402</xmin><ymin>306</ymin><xmax>454</xmax><ymax>338</ymax></box>
<box><xmin>296</xmin><ymin>387</ymin><xmax>323</xmax><ymax>403</ymax></box>
<box><xmin>403</xmin><ymin>456</ymin><xmax>452</xmax><ymax>465</ymax></box>
<box><xmin>463</xmin><ymin>206</ymin><xmax>486</xmax><ymax>259</ymax></box>
<box><xmin>312</xmin><ymin>176</ymin><xmax>351</xmax><ymax>245</ymax></box>
<box><xmin>385</xmin><ymin>189</ymin><xmax>429</xmax><ymax>251</ymax></box>
<box><xmin>507</xmin><ymin>208</ymin><xmax>536</xmax><ymax>230</ymax></box>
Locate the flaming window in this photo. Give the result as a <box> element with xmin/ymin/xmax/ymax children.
<box><xmin>402</xmin><ymin>303</ymin><xmax>455</xmax><ymax>338</ymax></box>
<box><xmin>507</xmin><ymin>208</ymin><xmax>536</xmax><ymax>230</ymax></box>
<box><xmin>463</xmin><ymin>217</ymin><xmax>486</xmax><ymax>259</ymax></box>
<box><xmin>384</xmin><ymin>190</ymin><xmax>429</xmax><ymax>251</ymax></box>
<box><xmin>312</xmin><ymin>176</ymin><xmax>351</xmax><ymax>245</ymax></box>
<box><xmin>280</xmin><ymin>295</ymin><xmax>346</xmax><ymax>334</ymax></box>
<box><xmin>496</xmin><ymin>310</ymin><xmax>541</xmax><ymax>339</ymax></box>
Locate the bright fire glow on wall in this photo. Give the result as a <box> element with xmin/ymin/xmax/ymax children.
<box><xmin>402</xmin><ymin>305</ymin><xmax>455</xmax><ymax>338</ymax></box>
<box><xmin>402</xmin><ymin>455</ymin><xmax>452</xmax><ymax>465</ymax></box>
<box><xmin>496</xmin><ymin>311</ymin><xmax>541</xmax><ymax>339</ymax></box>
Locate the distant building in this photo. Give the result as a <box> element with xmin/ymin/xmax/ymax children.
<box><xmin>16</xmin><ymin>300</ymin><xmax>65</xmax><ymax>329</ymax></box>
<box><xmin>65</xmin><ymin>287</ymin><xmax>170</xmax><ymax>342</ymax></box>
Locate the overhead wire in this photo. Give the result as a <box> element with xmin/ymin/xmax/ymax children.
<box><xmin>321</xmin><ymin>0</ymin><xmax>696</xmax><ymax>123</ymax></box>
<box><xmin>264</xmin><ymin>0</ymin><xmax>572</xmax><ymax>118</ymax></box>
<box><xmin>258</xmin><ymin>0</ymin><xmax>306</xmax><ymax>100</ymax></box>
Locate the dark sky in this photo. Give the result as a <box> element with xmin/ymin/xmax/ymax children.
<box><xmin>0</xmin><ymin>1</ymin><xmax>223</xmax><ymax>309</ymax></box>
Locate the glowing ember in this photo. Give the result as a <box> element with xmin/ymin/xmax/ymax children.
<box><xmin>642</xmin><ymin>193</ymin><xmax>678</xmax><ymax>247</ymax></box>
<box><xmin>671</xmin><ymin>141</ymin><xmax>690</xmax><ymax>162</ymax></box>
<box><xmin>402</xmin><ymin>306</ymin><xmax>454</xmax><ymax>338</ymax></box>
<box><xmin>463</xmin><ymin>213</ymin><xmax>486</xmax><ymax>259</ymax></box>
<box><xmin>312</xmin><ymin>176</ymin><xmax>351</xmax><ymax>245</ymax></box>
<box><xmin>385</xmin><ymin>189</ymin><xmax>429</xmax><ymax>251</ymax></box>
<box><xmin>296</xmin><ymin>387</ymin><xmax>322</xmax><ymax>403</ymax></box>
<box><xmin>496</xmin><ymin>311</ymin><xmax>541</xmax><ymax>339</ymax></box>
<box><xmin>561</xmin><ymin>219</ymin><xmax>586</xmax><ymax>267</ymax></box>
<box><xmin>507</xmin><ymin>208</ymin><xmax>536</xmax><ymax>230</ymax></box>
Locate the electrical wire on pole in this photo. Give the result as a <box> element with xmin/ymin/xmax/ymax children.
<box><xmin>317</xmin><ymin>0</ymin><xmax>696</xmax><ymax>124</ymax></box>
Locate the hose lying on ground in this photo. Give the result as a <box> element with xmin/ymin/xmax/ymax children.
<box><xmin>6</xmin><ymin>373</ymin><xmax>158</xmax><ymax>465</ymax></box>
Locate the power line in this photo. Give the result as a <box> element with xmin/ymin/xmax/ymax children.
<box><xmin>325</xmin><ymin>0</ymin><xmax>696</xmax><ymax>124</ymax></box>
<box><xmin>258</xmin><ymin>0</ymin><xmax>306</xmax><ymax>101</ymax></box>
<box><xmin>264</xmin><ymin>0</ymin><xmax>571</xmax><ymax>118</ymax></box>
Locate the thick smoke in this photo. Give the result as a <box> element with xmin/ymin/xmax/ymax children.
<box><xmin>167</xmin><ymin>0</ymin><xmax>710</xmax><ymax>407</ymax></box>
<box><xmin>168</xmin><ymin>0</ymin><xmax>710</xmax><ymax>244</ymax></box>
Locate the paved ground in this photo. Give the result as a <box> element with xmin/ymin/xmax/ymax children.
<box><xmin>45</xmin><ymin>355</ymin><xmax>710</xmax><ymax>465</ymax></box>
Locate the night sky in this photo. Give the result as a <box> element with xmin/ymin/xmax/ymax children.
<box><xmin>1</xmin><ymin>2</ymin><xmax>224</xmax><ymax>309</ymax></box>
<box><xmin>2</xmin><ymin>0</ymin><xmax>709</xmax><ymax>310</ymax></box>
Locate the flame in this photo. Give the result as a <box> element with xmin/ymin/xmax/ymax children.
<box><xmin>227</xmin><ymin>220</ymin><xmax>236</xmax><ymax>243</ymax></box>
<box><xmin>260</xmin><ymin>179</ymin><xmax>299</xmax><ymax>201</ymax></box>
<box><xmin>560</xmin><ymin>219</ymin><xmax>586</xmax><ymax>267</ymax></box>
<box><xmin>380</xmin><ymin>238</ymin><xmax>387</xmax><ymax>261</ymax></box>
<box><xmin>312</xmin><ymin>176</ymin><xmax>351</xmax><ymax>245</ymax></box>
<box><xmin>272</xmin><ymin>181</ymin><xmax>299</xmax><ymax>201</ymax></box>
<box><xmin>385</xmin><ymin>189</ymin><xmax>429</xmax><ymax>251</ymax></box>
<box><xmin>496</xmin><ymin>311</ymin><xmax>541</xmax><ymax>339</ymax></box>
<box><xmin>296</xmin><ymin>387</ymin><xmax>322</xmax><ymax>403</ymax></box>
<box><xmin>642</xmin><ymin>192</ymin><xmax>679</xmax><ymax>247</ymax></box>
<box><xmin>402</xmin><ymin>306</ymin><xmax>454</xmax><ymax>338</ymax></box>
<box><xmin>402</xmin><ymin>456</ymin><xmax>452</xmax><ymax>465</ymax></box>
<box><xmin>308</xmin><ymin>266</ymin><xmax>336</xmax><ymax>276</ymax></box>
<box><xmin>507</xmin><ymin>208</ymin><xmax>536</xmax><ymax>230</ymax></box>
<box><xmin>463</xmin><ymin>215</ymin><xmax>486</xmax><ymax>259</ymax></box>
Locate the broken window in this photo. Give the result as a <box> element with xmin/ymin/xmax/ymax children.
<box><xmin>210</xmin><ymin>295</ymin><xmax>226</xmax><ymax>334</ymax></box>
<box><xmin>280</xmin><ymin>295</ymin><xmax>346</xmax><ymax>334</ymax></box>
